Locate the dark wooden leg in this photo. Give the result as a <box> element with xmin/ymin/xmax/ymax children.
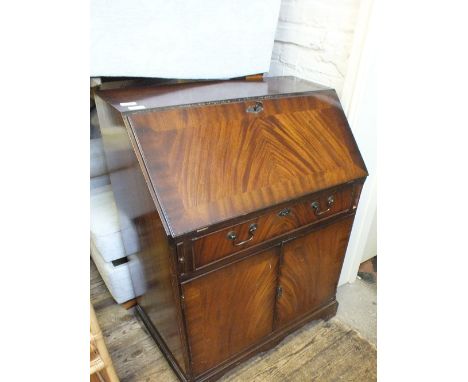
<box><xmin>323</xmin><ymin>300</ymin><xmax>339</xmax><ymax>321</ymax></box>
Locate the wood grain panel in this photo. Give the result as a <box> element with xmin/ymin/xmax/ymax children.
<box><xmin>182</xmin><ymin>249</ymin><xmax>279</xmax><ymax>376</ymax></box>
<box><xmin>132</xmin><ymin>211</ymin><xmax>187</xmax><ymax>373</ymax></box>
<box><xmin>96</xmin><ymin>94</ymin><xmax>188</xmax><ymax>374</ymax></box>
<box><xmin>91</xmin><ymin>261</ymin><xmax>376</xmax><ymax>382</ymax></box>
<box><xmin>192</xmin><ymin>184</ymin><xmax>354</xmax><ymax>268</ymax></box>
<box><xmin>276</xmin><ymin>216</ymin><xmax>355</xmax><ymax>328</ymax></box>
<box><xmin>95</xmin><ymin>77</ymin><xmax>368</xmax><ymax>381</ymax></box>
<box><xmin>127</xmin><ymin>91</ymin><xmax>367</xmax><ymax>236</ymax></box>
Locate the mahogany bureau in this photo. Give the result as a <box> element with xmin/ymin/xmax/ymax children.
<box><xmin>95</xmin><ymin>76</ymin><xmax>368</xmax><ymax>382</ymax></box>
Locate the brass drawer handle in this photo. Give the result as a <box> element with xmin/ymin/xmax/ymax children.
<box><xmin>227</xmin><ymin>224</ymin><xmax>258</xmax><ymax>246</ymax></box>
<box><xmin>311</xmin><ymin>195</ymin><xmax>335</xmax><ymax>216</ymax></box>
<box><xmin>277</xmin><ymin>208</ymin><xmax>291</xmax><ymax>217</ymax></box>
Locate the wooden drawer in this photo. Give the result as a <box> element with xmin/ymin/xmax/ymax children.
<box><xmin>191</xmin><ymin>184</ymin><xmax>355</xmax><ymax>269</ymax></box>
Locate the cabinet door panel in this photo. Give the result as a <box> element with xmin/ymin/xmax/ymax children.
<box><xmin>276</xmin><ymin>217</ymin><xmax>354</xmax><ymax>328</ymax></box>
<box><xmin>182</xmin><ymin>248</ymin><xmax>279</xmax><ymax>376</ymax></box>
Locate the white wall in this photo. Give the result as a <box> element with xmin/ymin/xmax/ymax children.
<box><xmin>268</xmin><ymin>0</ymin><xmax>362</xmax><ymax>96</ymax></box>
<box><xmin>268</xmin><ymin>0</ymin><xmax>377</xmax><ymax>285</ymax></box>
<box><xmin>338</xmin><ymin>0</ymin><xmax>377</xmax><ymax>284</ymax></box>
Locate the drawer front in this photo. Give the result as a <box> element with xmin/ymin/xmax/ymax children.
<box><xmin>191</xmin><ymin>184</ymin><xmax>354</xmax><ymax>269</ymax></box>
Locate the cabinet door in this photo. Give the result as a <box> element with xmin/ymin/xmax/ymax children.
<box><xmin>182</xmin><ymin>248</ymin><xmax>279</xmax><ymax>376</ymax></box>
<box><xmin>275</xmin><ymin>217</ymin><xmax>354</xmax><ymax>328</ymax></box>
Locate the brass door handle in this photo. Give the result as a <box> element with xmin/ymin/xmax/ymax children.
<box><xmin>311</xmin><ymin>195</ymin><xmax>335</xmax><ymax>216</ymax></box>
<box><xmin>227</xmin><ymin>224</ymin><xmax>258</xmax><ymax>246</ymax></box>
<box><xmin>277</xmin><ymin>285</ymin><xmax>283</xmax><ymax>298</ymax></box>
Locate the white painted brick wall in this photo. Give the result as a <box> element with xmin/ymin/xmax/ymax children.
<box><xmin>268</xmin><ymin>0</ymin><xmax>361</xmax><ymax>96</ymax></box>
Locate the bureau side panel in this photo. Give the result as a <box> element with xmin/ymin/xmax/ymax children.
<box><xmin>95</xmin><ymin>96</ymin><xmax>188</xmax><ymax>374</ymax></box>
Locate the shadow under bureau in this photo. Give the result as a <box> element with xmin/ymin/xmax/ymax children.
<box><xmin>95</xmin><ymin>76</ymin><xmax>368</xmax><ymax>382</ymax></box>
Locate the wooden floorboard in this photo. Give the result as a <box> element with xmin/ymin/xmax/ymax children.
<box><xmin>90</xmin><ymin>259</ymin><xmax>376</xmax><ymax>382</ymax></box>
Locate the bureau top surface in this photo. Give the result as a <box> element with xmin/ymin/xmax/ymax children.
<box><xmin>95</xmin><ymin>76</ymin><xmax>330</xmax><ymax>113</ymax></box>
<box><xmin>97</xmin><ymin>77</ymin><xmax>367</xmax><ymax>237</ymax></box>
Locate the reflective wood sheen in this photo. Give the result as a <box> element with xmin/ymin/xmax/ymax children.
<box><xmin>95</xmin><ymin>77</ymin><xmax>367</xmax><ymax>382</ymax></box>
<box><xmin>192</xmin><ymin>184</ymin><xmax>354</xmax><ymax>268</ymax></box>
<box><xmin>182</xmin><ymin>249</ymin><xmax>279</xmax><ymax>376</ymax></box>
<box><xmin>95</xmin><ymin>76</ymin><xmax>329</xmax><ymax>113</ymax></box>
<box><xmin>133</xmin><ymin>211</ymin><xmax>187</xmax><ymax>371</ymax></box>
<box><xmin>125</xmin><ymin>92</ymin><xmax>366</xmax><ymax>237</ymax></box>
<box><xmin>276</xmin><ymin>216</ymin><xmax>355</xmax><ymax>328</ymax></box>
<box><xmin>95</xmin><ymin>95</ymin><xmax>189</xmax><ymax>373</ymax></box>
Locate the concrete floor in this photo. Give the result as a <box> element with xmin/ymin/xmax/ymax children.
<box><xmin>335</xmin><ymin>278</ymin><xmax>377</xmax><ymax>345</ymax></box>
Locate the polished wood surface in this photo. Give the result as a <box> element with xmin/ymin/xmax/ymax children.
<box><xmin>192</xmin><ymin>184</ymin><xmax>354</xmax><ymax>268</ymax></box>
<box><xmin>126</xmin><ymin>91</ymin><xmax>366</xmax><ymax>236</ymax></box>
<box><xmin>91</xmin><ymin>261</ymin><xmax>377</xmax><ymax>382</ymax></box>
<box><xmin>133</xmin><ymin>211</ymin><xmax>187</xmax><ymax>373</ymax></box>
<box><xmin>95</xmin><ymin>76</ymin><xmax>367</xmax><ymax>382</ymax></box>
<box><xmin>182</xmin><ymin>249</ymin><xmax>279</xmax><ymax>376</ymax></box>
<box><xmin>95</xmin><ymin>95</ymin><xmax>188</xmax><ymax>373</ymax></box>
<box><xmin>95</xmin><ymin>76</ymin><xmax>329</xmax><ymax>113</ymax></box>
<box><xmin>276</xmin><ymin>217</ymin><xmax>354</xmax><ymax>328</ymax></box>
